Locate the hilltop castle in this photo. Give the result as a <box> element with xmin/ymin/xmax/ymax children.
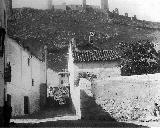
<box><xmin>82</xmin><ymin>0</ymin><xmax>109</xmax><ymax>10</ymax></box>
<box><xmin>51</xmin><ymin>0</ymin><xmax>109</xmax><ymax>11</ymax></box>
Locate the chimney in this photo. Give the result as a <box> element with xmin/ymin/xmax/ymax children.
<box><xmin>71</xmin><ymin>38</ymin><xmax>78</xmax><ymax>51</ymax></box>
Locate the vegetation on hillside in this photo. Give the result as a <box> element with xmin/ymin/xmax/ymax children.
<box><xmin>7</xmin><ymin>7</ymin><xmax>159</xmax><ymax>71</ymax></box>
<box><xmin>119</xmin><ymin>40</ymin><xmax>160</xmax><ymax>75</ymax></box>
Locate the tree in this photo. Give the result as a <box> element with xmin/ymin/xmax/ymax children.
<box><xmin>119</xmin><ymin>40</ymin><xmax>160</xmax><ymax>76</ymax></box>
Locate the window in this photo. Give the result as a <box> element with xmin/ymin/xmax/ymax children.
<box><xmin>32</xmin><ymin>79</ymin><xmax>34</xmax><ymax>86</ymax></box>
<box><xmin>61</xmin><ymin>80</ymin><xmax>63</xmax><ymax>84</ymax></box>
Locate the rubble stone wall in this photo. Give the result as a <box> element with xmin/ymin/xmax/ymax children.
<box><xmin>93</xmin><ymin>73</ymin><xmax>160</xmax><ymax>121</ymax></box>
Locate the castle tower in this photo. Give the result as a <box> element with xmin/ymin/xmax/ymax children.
<box><xmin>5</xmin><ymin>0</ymin><xmax>12</xmax><ymax>18</ymax></box>
<box><xmin>82</xmin><ymin>0</ymin><xmax>86</xmax><ymax>9</ymax></box>
<box><xmin>101</xmin><ymin>0</ymin><xmax>109</xmax><ymax>11</ymax></box>
<box><xmin>48</xmin><ymin>0</ymin><xmax>52</xmax><ymax>9</ymax></box>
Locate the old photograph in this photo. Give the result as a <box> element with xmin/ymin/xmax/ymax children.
<box><xmin>0</xmin><ymin>0</ymin><xmax>160</xmax><ymax>127</ymax></box>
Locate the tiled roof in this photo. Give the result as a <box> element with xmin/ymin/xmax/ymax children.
<box><xmin>73</xmin><ymin>50</ymin><xmax>120</xmax><ymax>63</ymax></box>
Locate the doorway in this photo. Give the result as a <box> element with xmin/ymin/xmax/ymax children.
<box><xmin>24</xmin><ymin>96</ymin><xmax>29</xmax><ymax>114</ymax></box>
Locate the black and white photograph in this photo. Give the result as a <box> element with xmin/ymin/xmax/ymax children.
<box><xmin>0</xmin><ymin>0</ymin><xmax>160</xmax><ymax>127</ymax></box>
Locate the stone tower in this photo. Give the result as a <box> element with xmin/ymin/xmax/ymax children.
<box><xmin>82</xmin><ymin>0</ymin><xmax>86</xmax><ymax>9</ymax></box>
<box><xmin>5</xmin><ymin>0</ymin><xmax>12</xmax><ymax>18</ymax></box>
<box><xmin>48</xmin><ymin>0</ymin><xmax>52</xmax><ymax>9</ymax></box>
<box><xmin>101</xmin><ymin>0</ymin><xmax>109</xmax><ymax>11</ymax></box>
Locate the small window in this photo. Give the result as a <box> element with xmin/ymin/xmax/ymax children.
<box><xmin>61</xmin><ymin>80</ymin><xmax>63</xmax><ymax>84</ymax></box>
<box><xmin>32</xmin><ymin>79</ymin><xmax>34</xmax><ymax>86</ymax></box>
<box><xmin>28</xmin><ymin>58</ymin><xmax>30</xmax><ymax>66</ymax></box>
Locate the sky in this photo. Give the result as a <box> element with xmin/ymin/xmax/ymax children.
<box><xmin>12</xmin><ymin>0</ymin><xmax>160</xmax><ymax>22</ymax></box>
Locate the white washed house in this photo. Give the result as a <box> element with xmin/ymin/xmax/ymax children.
<box><xmin>5</xmin><ymin>37</ymin><xmax>46</xmax><ymax>116</ymax></box>
<box><xmin>68</xmin><ymin>39</ymin><xmax>121</xmax><ymax>118</ymax></box>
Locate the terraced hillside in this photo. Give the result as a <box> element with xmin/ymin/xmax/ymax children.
<box><xmin>7</xmin><ymin>7</ymin><xmax>160</xmax><ymax>71</ymax></box>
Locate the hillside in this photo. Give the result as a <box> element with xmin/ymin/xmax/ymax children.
<box><xmin>7</xmin><ymin>7</ymin><xmax>160</xmax><ymax>72</ymax></box>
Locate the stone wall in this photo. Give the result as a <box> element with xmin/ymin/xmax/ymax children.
<box><xmin>93</xmin><ymin>73</ymin><xmax>160</xmax><ymax>121</ymax></box>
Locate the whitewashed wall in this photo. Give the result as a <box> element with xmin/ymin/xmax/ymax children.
<box><xmin>68</xmin><ymin>44</ymin><xmax>81</xmax><ymax>118</ymax></box>
<box><xmin>47</xmin><ymin>69</ymin><xmax>59</xmax><ymax>87</ymax></box>
<box><xmin>75</xmin><ymin>62</ymin><xmax>121</xmax><ymax>78</ymax></box>
<box><xmin>29</xmin><ymin>56</ymin><xmax>44</xmax><ymax>114</ymax></box>
<box><xmin>5</xmin><ymin>38</ymin><xmax>23</xmax><ymax>116</ymax></box>
<box><xmin>6</xmin><ymin>38</ymin><xmax>46</xmax><ymax>116</ymax></box>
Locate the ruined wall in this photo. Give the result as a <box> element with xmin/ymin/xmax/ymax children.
<box><xmin>93</xmin><ymin>73</ymin><xmax>160</xmax><ymax>121</ymax></box>
<box><xmin>12</xmin><ymin>0</ymin><xmax>49</xmax><ymax>10</ymax></box>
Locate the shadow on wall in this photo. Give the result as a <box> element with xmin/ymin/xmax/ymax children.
<box><xmin>17</xmin><ymin>91</ymin><xmax>149</xmax><ymax>127</ymax></box>
<box><xmin>80</xmin><ymin>90</ymin><xmax>116</xmax><ymax>121</ymax></box>
<box><xmin>40</xmin><ymin>83</ymin><xmax>47</xmax><ymax>110</ymax></box>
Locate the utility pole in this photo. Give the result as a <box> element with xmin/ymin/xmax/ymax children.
<box><xmin>44</xmin><ymin>45</ymin><xmax>47</xmax><ymax>86</ymax></box>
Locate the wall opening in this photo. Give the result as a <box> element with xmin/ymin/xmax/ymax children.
<box><xmin>24</xmin><ymin>96</ymin><xmax>29</xmax><ymax>114</ymax></box>
<box><xmin>7</xmin><ymin>94</ymin><xmax>11</xmax><ymax>106</ymax></box>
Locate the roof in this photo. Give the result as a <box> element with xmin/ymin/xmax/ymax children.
<box><xmin>58</xmin><ymin>72</ymin><xmax>69</xmax><ymax>75</ymax></box>
<box><xmin>7</xmin><ymin>37</ymin><xmax>44</xmax><ymax>62</ymax></box>
<box><xmin>73</xmin><ymin>50</ymin><xmax>120</xmax><ymax>63</ymax></box>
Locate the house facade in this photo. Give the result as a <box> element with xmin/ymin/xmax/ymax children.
<box><xmin>0</xmin><ymin>0</ymin><xmax>7</xmax><ymax>125</ymax></box>
<box><xmin>5</xmin><ymin>38</ymin><xmax>46</xmax><ymax>116</ymax></box>
<box><xmin>68</xmin><ymin>39</ymin><xmax>121</xmax><ymax>118</ymax></box>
